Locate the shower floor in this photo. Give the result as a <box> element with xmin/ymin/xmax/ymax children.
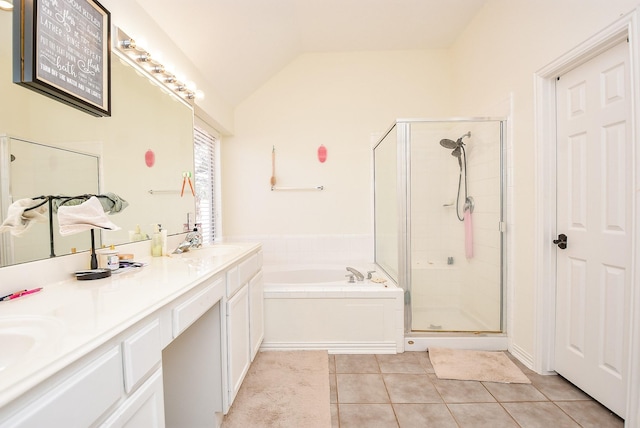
<box><xmin>411</xmin><ymin>307</ymin><xmax>492</xmax><ymax>332</ymax></box>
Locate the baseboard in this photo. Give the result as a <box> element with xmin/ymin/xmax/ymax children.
<box><xmin>509</xmin><ymin>342</ymin><xmax>551</xmax><ymax>374</ymax></box>
<box><xmin>260</xmin><ymin>341</ymin><xmax>398</xmax><ymax>354</ymax></box>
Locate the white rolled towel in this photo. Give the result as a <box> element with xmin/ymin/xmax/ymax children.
<box><xmin>57</xmin><ymin>196</ymin><xmax>120</xmax><ymax>236</ymax></box>
<box><xmin>0</xmin><ymin>198</ymin><xmax>49</xmax><ymax>236</ymax></box>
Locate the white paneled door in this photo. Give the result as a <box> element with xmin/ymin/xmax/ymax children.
<box><xmin>555</xmin><ymin>39</ymin><xmax>631</xmax><ymax>418</ymax></box>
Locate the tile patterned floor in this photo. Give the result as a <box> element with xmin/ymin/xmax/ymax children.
<box><xmin>329</xmin><ymin>352</ymin><xmax>624</xmax><ymax>428</ymax></box>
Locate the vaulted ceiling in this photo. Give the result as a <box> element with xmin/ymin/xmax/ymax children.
<box><xmin>135</xmin><ymin>0</ymin><xmax>486</xmax><ymax>107</ymax></box>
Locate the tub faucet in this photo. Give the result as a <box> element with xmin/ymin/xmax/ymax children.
<box><xmin>172</xmin><ymin>228</ymin><xmax>203</xmax><ymax>254</ymax></box>
<box><xmin>346</xmin><ymin>267</ymin><xmax>364</xmax><ymax>281</ymax></box>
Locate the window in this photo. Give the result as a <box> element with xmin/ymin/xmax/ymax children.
<box><xmin>193</xmin><ymin>126</ymin><xmax>217</xmax><ymax>244</ymax></box>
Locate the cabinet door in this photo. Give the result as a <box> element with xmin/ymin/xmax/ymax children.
<box><xmin>100</xmin><ymin>369</ymin><xmax>165</xmax><ymax>428</ymax></box>
<box><xmin>122</xmin><ymin>319</ymin><xmax>161</xmax><ymax>393</ymax></box>
<box><xmin>227</xmin><ymin>284</ymin><xmax>250</xmax><ymax>405</ymax></box>
<box><xmin>249</xmin><ymin>270</ymin><xmax>264</xmax><ymax>361</ymax></box>
<box><xmin>4</xmin><ymin>347</ymin><xmax>123</xmax><ymax>428</ymax></box>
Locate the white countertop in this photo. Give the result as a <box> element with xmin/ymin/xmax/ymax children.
<box><xmin>0</xmin><ymin>241</ymin><xmax>261</xmax><ymax>409</ymax></box>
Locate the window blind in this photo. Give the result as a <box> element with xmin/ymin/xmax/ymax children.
<box><xmin>193</xmin><ymin>126</ymin><xmax>217</xmax><ymax>244</ymax></box>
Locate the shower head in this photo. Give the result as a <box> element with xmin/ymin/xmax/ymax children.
<box><xmin>439</xmin><ymin>138</ymin><xmax>458</xmax><ymax>149</ymax></box>
<box><xmin>439</xmin><ymin>131</ymin><xmax>471</xmax><ymax>150</ymax></box>
<box><xmin>451</xmin><ymin>146</ymin><xmax>462</xmax><ymax>158</ymax></box>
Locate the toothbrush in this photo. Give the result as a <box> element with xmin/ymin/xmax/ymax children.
<box><xmin>1</xmin><ymin>288</ymin><xmax>42</xmax><ymax>301</ymax></box>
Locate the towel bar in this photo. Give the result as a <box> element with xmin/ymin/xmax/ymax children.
<box><xmin>148</xmin><ymin>190</ymin><xmax>180</xmax><ymax>195</ymax></box>
<box><xmin>271</xmin><ymin>185</ymin><xmax>324</xmax><ymax>191</ymax></box>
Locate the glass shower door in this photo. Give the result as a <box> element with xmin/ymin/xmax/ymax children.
<box><xmin>409</xmin><ymin>120</ymin><xmax>504</xmax><ymax>332</ymax></box>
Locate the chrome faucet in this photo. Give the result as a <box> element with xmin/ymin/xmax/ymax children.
<box><xmin>346</xmin><ymin>267</ymin><xmax>364</xmax><ymax>281</ymax></box>
<box><xmin>172</xmin><ymin>227</ymin><xmax>203</xmax><ymax>254</ymax></box>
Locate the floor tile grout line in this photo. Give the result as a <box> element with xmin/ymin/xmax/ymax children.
<box><xmin>479</xmin><ymin>377</ymin><xmax>526</xmax><ymax>427</ymax></box>
<box><xmin>547</xmin><ymin>400</ymin><xmax>587</xmax><ymax>428</ymax></box>
<box><xmin>332</xmin><ymin>353</ymin><xmax>624</xmax><ymax>427</ymax></box>
<box><xmin>378</xmin><ymin>363</ymin><xmax>400</xmax><ymax>427</ymax></box>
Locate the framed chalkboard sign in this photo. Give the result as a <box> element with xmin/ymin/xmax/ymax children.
<box><xmin>13</xmin><ymin>0</ymin><xmax>111</xmax><ymax>117</ymax></box>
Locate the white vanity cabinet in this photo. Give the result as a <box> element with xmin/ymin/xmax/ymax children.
<box><xmin>224</xmin><ymin>251</ymin><xmax>263</xmax><ymax>410</ymax></box>
<box><xmin>0</xmin><ymin>243</ymin><xmax>263</xmax><ymax>428</ymax></box>
<box><xmin>1</xmin><ymin>317</ymin><xmax>163</xmax><ymax>428</ymax></box>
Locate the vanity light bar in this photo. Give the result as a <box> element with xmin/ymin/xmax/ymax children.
<box><xmin>114</xmin><ymin>27</ymin><xmax>203</xmax><ymax>103</ymax></box>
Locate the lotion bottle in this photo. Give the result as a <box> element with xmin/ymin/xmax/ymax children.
<box><xmin>151</xmin><ymin>224</ymin><xmax>163</xmax><ymax>257</ymax></box>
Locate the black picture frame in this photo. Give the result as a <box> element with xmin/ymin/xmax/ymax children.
<box><xmin>13</xmin><ymin>0</ymin><xmax>111</xmax><ymax>117</ymax></box>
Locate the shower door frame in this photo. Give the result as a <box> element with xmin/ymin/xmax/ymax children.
<box><xmin>377</xmin><ymin>117</ymin><xmax>507</xmax><ymax>335</ymax></box>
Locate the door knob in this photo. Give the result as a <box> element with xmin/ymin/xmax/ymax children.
<box><xmin>553</xmin><ymin>233</ymin><xmax>568</xmax><ymax>249</ymax></box>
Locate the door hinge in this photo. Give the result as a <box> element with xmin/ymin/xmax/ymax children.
<box><xmin>498</xmin><ymin>221</ymin><xmax>507</xmax><ymax>232</ymax></box>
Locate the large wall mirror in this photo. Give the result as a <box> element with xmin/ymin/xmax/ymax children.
<box><xmin>0</xmin><ymin>11</ymin><xmax>195</xmax><ymax>267</ymax></box>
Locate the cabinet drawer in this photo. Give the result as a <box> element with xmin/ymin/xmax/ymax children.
<box><xmin>238</xmin><ymin>254</ymin><xmax>259</xmax><ymax>288</ymax></box>
<box><xmin>256</xmin><ymin>250</ymin><xmax>263</xmax><ymax>270</ymax></box>
<box><xmin>5</xmin><ymin>346</ymin><xmax>123</xmax><ymax>428</ymax></box>
<box><xmin>173</xmin><ymin>276</ymin><xmax>224</xmax><ymax>337</ymax></box>
<box><xmin>226</xmin><ymin>266</ymin><xmax>240</xmax><ymax>297</ymax></box>
<box><xmin>122</xmin><ymin>319</ymin><xmax>162</xmax><ymax>393</ymax></box>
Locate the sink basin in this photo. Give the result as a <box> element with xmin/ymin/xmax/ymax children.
<box><xmin>0</xmin><ymin>316</ymin><xmax>64</xmax><ymax>373</ymax></box>
<box><xmin>179</xmin><ymin>244</ymin><xmax>243</xmax><ymax>259</ymax></box>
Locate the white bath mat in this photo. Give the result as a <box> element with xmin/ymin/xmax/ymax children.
<box><xmin>429</xmin><ymin>347</ymin><xmax>531</xmax><ymax>384</ymax></box>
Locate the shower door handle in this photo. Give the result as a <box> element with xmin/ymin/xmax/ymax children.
<box><xmin>553</xmin><ymin>234</ymin><xmax>568</xmax><ymax>249</ymax></box>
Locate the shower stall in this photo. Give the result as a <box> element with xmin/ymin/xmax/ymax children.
<box><xmin>373</xmin><ymin>118</ymin><xmax>506</xmax><ymax>345</ymax></box>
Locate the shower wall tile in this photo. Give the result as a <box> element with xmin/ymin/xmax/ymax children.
<box><xmin>474</xmin><ymin>241</ymin><xmax>500</xmax><ymax>261</ymax></box>
<box><xmin>411</xmin><ymin>266</ymin><xmax>462</xmax><ymax>312</ymax></box>
<box><xmin>474</xmin><ymin>228</ymin><xmax>501</xmax><ymax>249</ymax></box>
<box><xmin>471</xmin><ymin>177</ymin><xmax>500</xmax><ymax>200</ymax></box>
<box><xmin>472</xmin><ymin>158</ymin><xmax>501</xmax><ymax>181</ymax></box>
<box><xmin>462</xmin><ymin>283</ymin><xmax>502</xmax><ymax>330</ymax></box>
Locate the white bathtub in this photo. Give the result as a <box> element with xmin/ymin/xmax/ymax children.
<box><xmin>261</xmin><ymin>264</ymin><xmax>404</xmax><ymax>354</ymax></box>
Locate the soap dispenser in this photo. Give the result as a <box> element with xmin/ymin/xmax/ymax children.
<box><xmin>151</xmin><ymin>224</ymin><xmax>165</xmax><ymax>257</ymax></box>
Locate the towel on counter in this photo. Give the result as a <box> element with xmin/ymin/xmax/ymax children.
<box><xmin>0</xmin><ymin>198</ymin><xmax>49</xmax><ymax>236</ymax></box>
<box><xmin>57</xmin><ymin>196</ymin><xmax>121</xmax><ymax>236</ymax></box>
<box><xmin>52</xmin><ymin>192</ymin><xmax>129</xmax><ymax>214</ymax></box>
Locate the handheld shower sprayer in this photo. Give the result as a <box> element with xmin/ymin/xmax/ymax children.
<box><xmin>458</xmin><ymin>131</ymin><xmax>471</xmax><ymax>142</ymax></box>
<box><xmin>439</xmin><ymin>131</ymin><xmax>472</xmax><ymax>221</ymax></box>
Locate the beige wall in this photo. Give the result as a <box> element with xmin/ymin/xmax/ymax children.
<box><xmin>222</xmin><ymin>50</ymin><xmax>453</xmax><ymax>237</ymax></box>
<box><xmin>450</xmin><ymin>0</ymin><xmax>640</xmax><ymax>357</ymax></box>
